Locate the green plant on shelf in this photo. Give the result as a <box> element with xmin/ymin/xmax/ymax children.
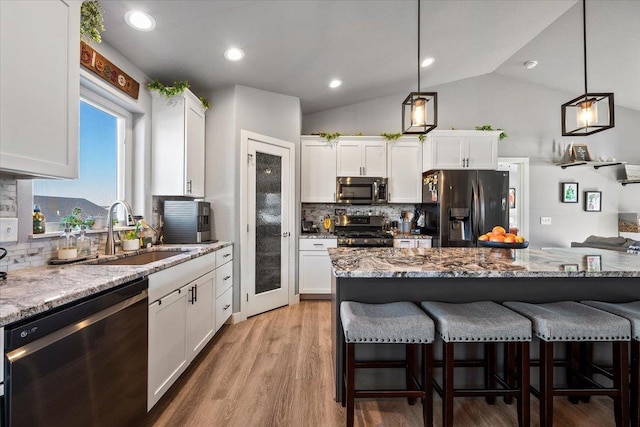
<box><xmin>147</xmin><ymin>79</ymin><xmax>210</xmax><ymax>110</ymax></box>
<box><xmin>60</xmin><ymin>207</ymin><xmax>95</xmax><ymax>229</ymax></box>
<box><xmin>380</xmin><ymin>132</ymin><xmax>402</xmax><ymax>141</ymax></box>
<box><xmin>80</xmin><ymin>0</ymin><xmax>105</xmax><ymax>44</ymax></box>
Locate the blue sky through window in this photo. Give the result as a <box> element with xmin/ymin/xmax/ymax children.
<box><xmin>34</xmin><ymin>101</ymin><xmax>118</xmax><ymax>209</ymax></box>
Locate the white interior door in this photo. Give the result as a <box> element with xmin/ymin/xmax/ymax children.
<box><xmin>243</xmin><ymin>132</ymin><xmax>295</xmax><ymax>318</ymax></box>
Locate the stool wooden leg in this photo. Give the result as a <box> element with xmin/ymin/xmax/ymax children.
<box><xmin>613</xmin><ymin>341</ymin><xmax>630</xmax><ymax>427</ymax></box>
<box><xmin>485</xmin><ymin>343</ymin><xmax>497</xmax><ymax>405</ymax></box>
<box><xmin>423</xmin><ymin>343</ymin><xmax>434</xmax><ymax>427</ymax></box>
<box><xmin>631</xmin><ymin>340</ymin><xmax>639</xmax><ymax>427</ymax></box>
<box><xmin>567</xmin><ymin>342</ymin><xmax>581</xmax><ymax>404</ymax></box>
<box><xmin>540</xmin><ymin>340</ymin><xmax>554</xmax><ymax>427</ymax></box>
<box><xmin>505</xmin><ymin>342</ymin><xmax>516</xmax><ymax>404</ymax></box>
<box><xmin>518</xmin><ymin>341</ymin><xmax>531</xmax><ymax>427</ymax></box>
<box><xmin>346</xmin><ymin>342</ymin><xmax>355</xmax><ymax>427</ymax></box>
<box><xmin>407</xmin><ymin>343</ymin><xmax>418</xmax><ymax>405</ymax></box>
<box><xmin>443</xmin><ymin>342</ymin><xmax>455</xmax><ymax>427</ymax></box>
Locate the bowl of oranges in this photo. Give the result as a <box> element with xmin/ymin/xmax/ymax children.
<box><xmin>478</xmin><ymin>226</ymin><xmax>528</xmax><ymax>249</ymax></box>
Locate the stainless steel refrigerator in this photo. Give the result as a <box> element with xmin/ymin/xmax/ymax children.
<box><xmin>421</xmin><ymin>169</ymin><xmax>509</xmax><ymax>247</ymax></box>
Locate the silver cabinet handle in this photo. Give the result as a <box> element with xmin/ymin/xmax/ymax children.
<box><xmin>333</xmin><ymin>192</ymin><xmax>336</xmax><ymax>202</ymax></box>
<box><xmin>282</xmin><ymin>232</ymin><xmax>290</xmax><ymax>237</ymax></box>
<box><xmin>187</xmin><ymin>179</ymin><xmax>193</xmax><ymax>193</ymax></box>
<box><xmin>313</xmin><ymin>243</ymin><xmax>324</xmax><ymax>246</ymax></box>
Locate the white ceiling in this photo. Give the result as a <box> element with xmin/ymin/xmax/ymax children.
<box><xmin>99</xmin><ymin>1</ymin><xmax>640</xmax><ymax>114</ymax></box>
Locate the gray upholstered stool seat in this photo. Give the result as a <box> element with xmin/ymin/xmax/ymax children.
<box><xmin>503</xmin><ymin>301</ymin><xmax>631</xmax><ymax>341</ymax></box>
<box><xmin>340</xmin><ymin>301</ymin><xmax>435</xmax><ymax>343</ymax></box>
<box><xmin>420</xmin><ymin>301</ymin><xmax>531</xmax><ymax>342</ymax></box>
<box><xmin>504</xmin><ymin>300</ymin><xmax>631</xmax><ymax>427</ymax></box>
<box><xmin>581</xmin><ymin>301</ymin><xmax>640</xmax><ymax>427</ymax></box>
<box><xmin>581</xmin><ymin>301</ymin><xmax>640</xmax><ymax>340</ymax></box>
<box><xmin>339</xmin><ymin>301</ymin><xmax>435</xmax><ymax>427</ymax></box>
<box><xmin>420</xmin><ymin>301</ymin><xmax>532</xmax><ymax>427</ymax></box>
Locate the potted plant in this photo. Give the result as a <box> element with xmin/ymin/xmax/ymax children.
<box><xmin>60</xmin><ymin>207</ymin><xmax>96</xmax><ymax>230</ymax></box>
<box><xmin>121</xmin><ymin>221</ymin><xmax>142</xmax><ymax>251</ymax></box>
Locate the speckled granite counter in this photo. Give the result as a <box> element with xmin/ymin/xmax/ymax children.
<box><xmin>0</xmin><ymin>242</ymin><xmax>232</xmax><ymax>327</ymax></box>
<box><xmin>329</xmin><ymin>246</ymin><xmax>640</xmax><ymax>402</ymax></box>
<box><xmin>328</xmin><ymin>247</ymin><xmax>640</xmax><ymax>278</ymax></box>
<box><xmin>299</xmin><ymin>233</ymin><xmax>336</xmax><ymax>239</ymax></box>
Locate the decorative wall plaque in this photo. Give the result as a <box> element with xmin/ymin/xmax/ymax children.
<box><xmin>80</xmin><ymin>41</ymin><xmax>140</xmax><ymax>99</ymax></box>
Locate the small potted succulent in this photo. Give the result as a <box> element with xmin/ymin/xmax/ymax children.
<box><xmin>121</xmin><ymin>221</ymin><xmax>142</xmax><ymax>251</ymax></box>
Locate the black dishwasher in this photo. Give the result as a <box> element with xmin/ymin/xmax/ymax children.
<box><xmin>3</xmin><ymin>277</ymin><xmax>148</xmax><ymax>427</ymax></box>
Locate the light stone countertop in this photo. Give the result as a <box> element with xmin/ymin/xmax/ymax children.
<box><xmin>0</xmin><ymin>242</ymin><xmax>232</xmax><ymax>327</ymax></box>
<box><xmin>328</xmin><ymin>247</ymin><xmax>640</xmax><ymax>279</ymax></box>
<box><xmin>298</xmin><ymin>233</ymin><xmax>432</xmax><ymax>239</ymax></box>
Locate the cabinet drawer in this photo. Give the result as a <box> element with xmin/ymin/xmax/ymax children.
<box><xmin>216</xmin><ymin>245</ymin><xmax>233</xmax><ymax>266</ymax></box>
<box><xmin>215</xmin><ymin>287</ymin><xmax>233</xmax><ymax>332</ymax></box>
<box><xmin>215</xmin><ymin>261</ymin><xmax>233</xmax><ymax>298</ymax></box>
<box><xmin>299</xmin><ymin>238</ymin><xmax>337</xmax><ymax>251</ymax></box>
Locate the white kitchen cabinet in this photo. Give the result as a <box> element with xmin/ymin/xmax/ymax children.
<box><xmin>387</xmin><ymin>138</ymin><xmax>422</xmax><ymax>203</ymax></box>
<box><xmin>148</xmin><ymin>247</ymin><xmax>233</xmax><ymax>410</ymax></box>
<box><xmin>301</xmin><ymin>137</ymin><xmax>337</xmax><ymax>202</ymax></box>
<box><xmin>423</xmin><ymin>130</ymin><xmax>499</xmax><ymax>171</ymax></box>
<box><xmin>393</xmin><ymin>238</ymin><xmax>432</xmax><ymax>248</ymax></box>
<box><xmin>186</xmin><ymin>271</ymin><xmax>215</xmax><ymax>361</ymax></box>
<box><xmin>152</xmin><ymin>89</ymin><xmax>206</xmax><ymax>197</ymax></box>
<box><xmin>148</xmin><ymin>287</ymin><xmax>189</xmax><ymax>410</ymax></box>
<box><xmin>299</xmin><ymin>238</ymin><xmax>338</xmax><ymax>294</ymax></box>
<box><xmin>337</xmin><ymin>138</ymin><xmax>387</xmax><ymax>177</ymax></box>
<box><xmin>0</xmin><ymin>0</ymin><xmax>80</xmax><ymax>178</ymax></box>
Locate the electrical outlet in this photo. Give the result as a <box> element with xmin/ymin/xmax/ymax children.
<box><xmin>540</xmin><ymin>217</ymin><xmax>552</xmax><ymax>225</ymax></box>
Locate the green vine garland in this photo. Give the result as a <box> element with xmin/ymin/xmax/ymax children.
<box><xmin>80</xmin><ymin>1</ymin><xmax>105</xmax><ymax>43</ymax></box>
<box><xmin>380</xmin><ymin>132</ymin><xmax>402</xmax><ymax>141</ymax></box>
<box><xmin>475</xmin><ymin>124</ymin><xmax>508</xmax><ymax>141</ymax></box>
<box><xmin>147</xmin><ymin>79</ymin><xmax>210</xmax><ymax>110</ymax></box>
<box><xmin>316</xmin><ymin>132</ymin><xmax>342</xmax><ymax>142</ymax></box>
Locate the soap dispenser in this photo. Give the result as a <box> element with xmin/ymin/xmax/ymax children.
<box><xmin>57</xmin><ymin>224</ymin><xmax>77</xmax><ymax>260</ymax></box>
<box><xmin>77</xmin><ymin>226</ymin><xmax>92</xmax><ymax>257</ymax></box>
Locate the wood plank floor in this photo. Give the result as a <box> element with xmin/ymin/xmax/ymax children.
<box><xmin>145</xmin><ymin>300</ymin><xmax>617</xmax><ymax>427</ymax></box>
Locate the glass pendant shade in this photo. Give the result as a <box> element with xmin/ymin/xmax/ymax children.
<box><xmin>402</xmin><ymin>92</ymin><xmax>437</xmax><ymax>134</ymax></box>
<box><xmin>562</xmin><ymin>92</ymin><xmax>614</xmax><ymax>136</ymax></box>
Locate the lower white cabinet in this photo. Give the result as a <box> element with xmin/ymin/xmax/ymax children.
<box><xmin>147</xmin><ymin>245</ymin><xmax>234</xmax><ymax>411</ymax></box>
<box><xmin>393</xmin><ymin>238</ymin><xmax>432</xmax><ymax>248</ymax></box>
<box><xmin>299</xmin><ymin>238</ymin><xmax>338</xmax><ymax>294</ymax></box>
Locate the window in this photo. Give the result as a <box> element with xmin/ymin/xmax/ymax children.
<box><xmin>34</xmin><ymin>89</ymin><xmax>132</xmax><ymax>230</ymax></box>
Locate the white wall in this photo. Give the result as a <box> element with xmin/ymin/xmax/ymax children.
<box><xmin>205</xmin><ymin>85</ymin><xmax>301</xmax><ymax>313</ymax></box>
<box><xmin>303</xmin><ymin>73</ymin><xmax>640</xmax><ymax>248</ymax></box>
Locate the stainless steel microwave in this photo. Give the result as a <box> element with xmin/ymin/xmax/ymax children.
<box><xmin>336</xmin><ymin>177</ymin><xmax>388</xmax><ymax>204</ymax></box>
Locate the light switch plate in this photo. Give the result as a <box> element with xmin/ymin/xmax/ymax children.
<box><xmin>0</xmin><ymin>218</ymin><xmax>18</xmax><ymax>243</ymax></box>
<box><xmin>540</xmin><ymin>217</ymin><xmax>552</xmax><ymax>225</ymax></box>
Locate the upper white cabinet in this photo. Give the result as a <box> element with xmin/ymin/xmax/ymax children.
<box><xmin>423</xmin><ymin>130</ymin><xmax>499</xmax><ymax>171</ymax></box>
<box><xmin>301</xmin><ymin>136</ymin><xmax>337</xmax><ymax>203</ymax></box>
<box><xmin>337</xmin><ymin>138</ymin><xmax>386</xmax><ymax>177</ymax></box>
<box><xmin>0</xmin><ymin>0</ymin><xmax>80</xmax><ymax>178</ymax></box>
<box><xmin>387</xmin><ymin>138</ymin><xmax>422</xmax><ymax>203</ymax></box>
<box><xmin>152</xmin><ymin>90</ymin><xmax>206</xmax><ymax>197</ymax></box>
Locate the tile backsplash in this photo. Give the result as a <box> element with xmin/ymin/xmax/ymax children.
<box><xmin>302</xmin><ymin>203</ymin><xmax>419</xmax><ymax>231</ymax></box>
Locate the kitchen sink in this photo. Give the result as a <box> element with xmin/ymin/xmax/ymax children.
<box><xmin>93</xmin><ymin>250</ymin><xmax>188</xmax><ymax>266</ymax></box>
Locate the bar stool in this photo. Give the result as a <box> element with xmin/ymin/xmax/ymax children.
<box><xmin>581</xmin><ymin>301</ymin><xmax>640</xmax><ymax>427</ymax></box>
<box><xmin>419</xmin><ymin>301</ymin><xmax>532</xmax><ymax>427</ymax></box>
<box><xmin>504</xmin><ymin>301</ymin><xmax>631</xmax><ymax>427</ymax></box>
<box><xmin>340</xmin><ymin>301</ymin><xmax>435</xmax><ymax>427</ymax></box>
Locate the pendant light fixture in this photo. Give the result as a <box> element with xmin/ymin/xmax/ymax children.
<box><xmin>561</xmin><ymin>0</ymin><xmax>614</xmax><ymax>136</ymax></box>
<box><xmin>402</xmin><ymin>0</ymin><xmax>437</xmax><ymax>134</ymax></box>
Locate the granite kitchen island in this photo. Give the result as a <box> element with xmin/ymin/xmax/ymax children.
<box><xmin>329</xmin><ymin>246</ymin><xmax>640</xmax><ymax>401</ymax></box>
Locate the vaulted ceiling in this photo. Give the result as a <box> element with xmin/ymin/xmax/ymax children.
<box><xmin>99</xmin><ymin>1</ymin><xmax>640</xmax><ymax>114</ymax></box>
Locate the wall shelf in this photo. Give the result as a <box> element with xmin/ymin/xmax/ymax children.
<box><xmin>556</xmin><ymin>160</ymin><xmax>626</xmax><ymax>170</ymax></box>
<box><xmin>619</xmin><ymin>179</ymin><xmax>640</xmax><ymax>186</ymax></box>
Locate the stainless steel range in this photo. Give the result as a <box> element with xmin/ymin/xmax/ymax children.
<box><xmin>334</xmin><ymin>215</ymin><xmax>393</xmax><ymax>247</ymax></box>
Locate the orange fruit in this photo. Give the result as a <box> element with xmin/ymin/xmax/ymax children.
<box><xmin>492</xmin><ymin>226</ymin><xmax>506</xmax><ymax>235</ymax></box>
<box><xmin>478</xmin><ymin>234</ymin><xmax>489</xmax><ymax>241</ymax></box>
<box><xmin>489</xmin><ymin>234</ymin><xmax>505</xmax><ymax>242</ymax></box>
<box><xmin>504</xmin><ymin>236</ymin><xmax>516</xmax><ymax>243</ymax></box>
<box><xmin>504</xmin><ymin>233</ymin><xmax>517</xmax><ymax>239</ymax></box>
<box><xmin>515</xmin><ymin>236</ymin><xmax>525</xmax><ymax>243</ymax></box>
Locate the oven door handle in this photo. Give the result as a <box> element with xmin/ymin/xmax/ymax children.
<box><xmin>6</xmin><ymin>290</ymin><xmax>148</xmax><ymax>363</ymax></box>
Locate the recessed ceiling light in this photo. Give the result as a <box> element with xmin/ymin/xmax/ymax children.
<box><xmin>329</xmin><ymin>79</ymin><xmax>342</xmax><ymax>89</ymax></box>
<box><xmin>124</xmin><ymin>10</ymin><xmax>156</xmax><ymax>31</ymax></box>
<box><xmin>523</xmin><ymin>60</ymin><xmax>538</xmax><ymax>70</ymax></box>
<box><xmin>224</xmin><ymin>48</ymin><xmax>245</xmax><ymax>61</ymax></box>
<box><xmin>421</xmin><ymin>57</ymin><xmax>435</xmax><ymax>67</ymax></box>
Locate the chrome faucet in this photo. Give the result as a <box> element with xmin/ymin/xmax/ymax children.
<box><xmin>105</xmin><ymin>200</ymin><xmax>134</xmax><ymax>255</ymax></box>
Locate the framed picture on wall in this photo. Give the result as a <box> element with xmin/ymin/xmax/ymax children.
<box><xmin>561</xmin><ymin>264</ymin><xmax>579</xmax><ymax>272</ymax></box>
<box><xmin>584</xmin><ymin>191</ymin><xmax>602</xmax><ymax>212</ymax></box>
<box><xmin>571</xmin><ymin>144</ymin><xmax>591</xmax><ymax>161</ymax></box>
<box><xmin>508</xmin><ymin>188</ymin><xmax>516</xmax><ymax>209</ymax></box>
<box><xmin>561</xmin><ymin>182</ymin><xmax>579</xmax><ymax>203</ymax></box>
<box><xmin>585</xmin><ymin>255</ymin><xmax>601</xmax><ymax>272</ymax></box>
